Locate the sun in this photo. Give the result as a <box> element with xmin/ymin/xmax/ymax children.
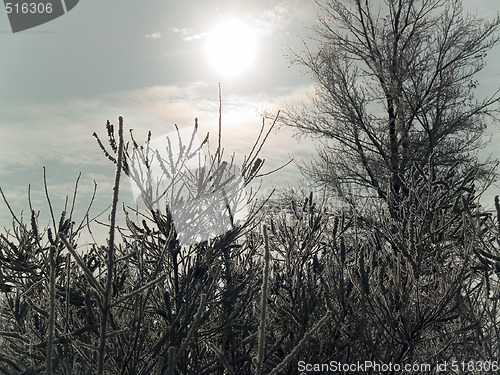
<box><xmin>205</xmin><ymin>18</ymin><xmax>258</xmax><ymax>79</ymax></box>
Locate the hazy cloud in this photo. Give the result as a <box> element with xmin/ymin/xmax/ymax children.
<box><xmin>255</xmin><ymin>1</ymin><xmax>315</xmax><ymax>35</ymax></box>
<box><xmin>0</xmin><ymin>82</ymin><xmax>317</xmax><ymax>242</ymax></box>
<box><xmin>144</xmin><ymin>32</ymin><xmax>162</xmax><ymax>39</ymax></box>
<box><xmin>168</xmin><ymin>27</ymin><xmax>194</xmax><ymax>35</ymax></box>
<box><xmin>183</xmin><ymin>33</ymin><xmax>205</xmax><ymax>41</ymax></box>
<box><xmin>167</xmin><ymin>26</ymin><xmax>205</xmax><ymax>41</ymax></box>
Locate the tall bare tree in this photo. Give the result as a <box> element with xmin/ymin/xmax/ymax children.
<box><xmin>283</xmin><ymin>0</ymin><xmax>500</xmax><ymax>208</ymax></box>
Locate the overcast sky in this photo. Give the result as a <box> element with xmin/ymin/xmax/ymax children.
<box><xmin>1</xmin><ymin>0</ymin><xmax>500</xmax><ymax>243</ymax></box>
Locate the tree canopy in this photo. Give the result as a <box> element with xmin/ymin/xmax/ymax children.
<box><xmin>283</xmin><ymin>0</ymin><xmax>500</xmax><ymax>208</ymax></box>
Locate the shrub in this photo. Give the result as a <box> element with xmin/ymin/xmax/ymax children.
<box><xmin>1</xmin><ymin>111</ymin><xmax>498</xmax><ymax>374</ymax></box>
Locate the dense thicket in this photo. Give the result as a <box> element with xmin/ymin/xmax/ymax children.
<box><xmin>1</xmin><ymin>114</ymin><xmax>500</xmax><ymax>374</ymax></box>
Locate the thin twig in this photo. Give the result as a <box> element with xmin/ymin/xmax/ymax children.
<box><xmin>256</xmin><ymin>225</ymin><xmax>270</xmax><ymax>375</ymax></box>
<box><xmin>208</xmin><ymin>343</ymin><xmax>235</xmax><ymax>375</ymax></box>
<box><xmin>45</xmin><ymin>245</ymin><xmax>56</xmax><ymax>375</ymax></box>
<box><xmin>268</xmin><ymin>311</ymin><xmax>332</xmax><ymax>375</ymax></box>
<box><xmin>43</xmin><ymin>167</ymin><xmax>57</xmax><ymax>233</ymax></box>
<box><xmin>59</xmin><ymin>233</ymin><xmax>105</xmax><ymax>296</ymax></box>
<box><xmin>218</xmin><ymin>83</ymin><xmax>222</xmax><ymax>164</ymax></box>
<box><xmin>97</xmin><ymin>116</ymin><xmax>125</xmax><ymax>375</ymax></box>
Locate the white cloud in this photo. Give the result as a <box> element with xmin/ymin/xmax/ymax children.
<box><xmin>144</xmin><ymin>32</ymin><xmax>161</xmax><ymax>39</ymax></box>
<box><xmin>168</xmin><ymin>27</ymin><xmax>193</xmax><ymax>35</ymax></box>
<box><xmin>182</xmin><ymin>33</ymin><xmax>205</xmax><ymax>41</ymax></box>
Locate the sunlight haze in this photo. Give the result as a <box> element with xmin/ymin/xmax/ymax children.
<box><xmin>1</xmin><ymin>0</ymin><xmax>499</xmax><ymax>239</ymax></box>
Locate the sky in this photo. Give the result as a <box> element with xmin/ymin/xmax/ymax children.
<box><xmin>1</xmin><ymin>0</ymin><xmax>500</xmax><ymax>245</ymax></box>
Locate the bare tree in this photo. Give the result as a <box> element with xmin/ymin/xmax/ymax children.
<box><xmin>283</xmin><ymin>0</ymin><xmax>500</xmax><ymax>208</ymax></box>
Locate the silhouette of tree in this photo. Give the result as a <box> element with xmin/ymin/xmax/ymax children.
<box><xmin>282</xmin><ymin>0</ymin><xmax>500</xmax><ymax>208</ymax></box>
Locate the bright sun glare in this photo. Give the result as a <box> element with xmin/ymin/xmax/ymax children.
<box><xmin>205</xmin><ymin>18</ymin><xmax>258</xmax><ymax>79</ymax></box>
